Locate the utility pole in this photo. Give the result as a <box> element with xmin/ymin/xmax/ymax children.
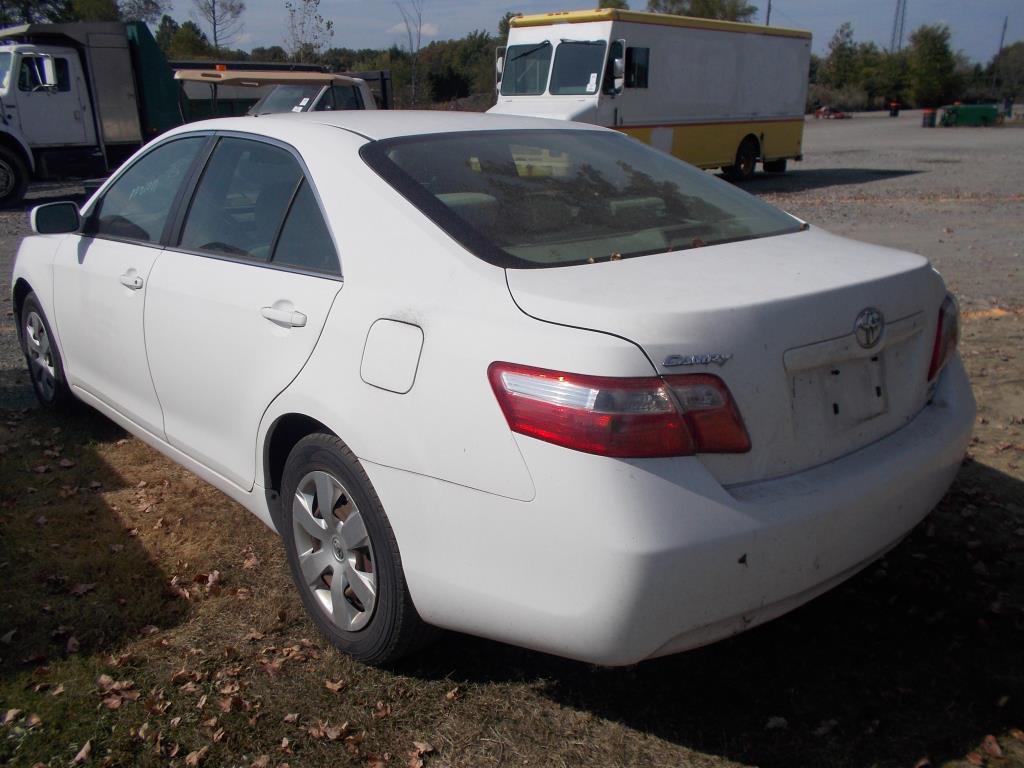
<box><xmin>991</xmin><ymin>15</ymin><xmax>1008</xmax><ymax>91</ymax></box>
<box><xmin>765</xmin><ymin>0</ymin><xmax>771</xmax><ymax>26</ymax></box>
<box><xmin>889</xmin><ymin>0</ymin><xmax>908</xmax><ymax>53</ymax></box>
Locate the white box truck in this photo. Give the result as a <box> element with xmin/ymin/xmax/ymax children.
<box><xmin>489</xmin><ymin>8</ymin><xmax>811</xmax><ymax>180</ymax></box>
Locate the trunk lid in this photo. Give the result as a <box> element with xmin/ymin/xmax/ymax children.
<box><xmin>506</xmin><ymin>227</ymin><xmax>945</xmax><ymax>485</ymax></box>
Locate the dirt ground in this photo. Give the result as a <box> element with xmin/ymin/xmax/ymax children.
<box><xmin>0</xmin><ymin>112</ymin><xmax>1022</xmax><ymax>768</ymax></box>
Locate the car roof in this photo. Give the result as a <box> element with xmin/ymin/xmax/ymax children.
<box><xmin>170</xmin><ymin>110</ymin><xmax>608</xmax><ymax>142</ymax></box>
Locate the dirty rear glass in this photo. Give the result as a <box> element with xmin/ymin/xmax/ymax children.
<box><xmin>361</xmin><ymin>129</ymin><xmax>803</xmax><ymax>269</ymax></box>
<box><xmin>500</xmin><ymin>42</ymin><xmax>552</xmax><ymax>96</ymax></box>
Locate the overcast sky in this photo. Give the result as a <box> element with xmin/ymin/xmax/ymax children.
<box><xmin>166</xmin><ymin>0</ymin><xmax>1021</xmax><ymax>64</ymax></box>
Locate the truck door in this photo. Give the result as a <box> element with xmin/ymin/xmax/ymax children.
<box><xmin>14</xmin><ymin>54</ymin><xmax>89</xmax><ymax>145</ymax></box>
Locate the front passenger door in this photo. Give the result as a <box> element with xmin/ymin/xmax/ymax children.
<box><xmin>53</xmin><ymin>136</ymin><xmax>207</xmax><ymax>435</ymax></box>
<box><xmin>144</xmin><ymin>136</ymin><xmax>343</xmax><ymax>490</ymax></box>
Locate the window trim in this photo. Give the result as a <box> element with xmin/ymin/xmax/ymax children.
<box><xmin>163</xmin><ymin>131</ymin><xmax>343</xmax><ymax>280</ymax></box>
<box><xmin>81</xmin><ymin>133</ymin><xmax>214</xmax><ymax>249</ymax></box>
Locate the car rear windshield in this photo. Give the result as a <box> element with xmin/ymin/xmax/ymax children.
<box><xmin>360</xmin><ymin>129</ymin><xmax>803</xmax><ymax>269</ymax></box>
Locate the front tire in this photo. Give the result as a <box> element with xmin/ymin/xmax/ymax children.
<box><xmin>279</xmin><ymin>433</ymin><xmax>434</xmax><ymax>664</ymax></box>
<box><xmin>0</xmin><ymin>145</ymin><xmax>29</xmax><ymax>209</ymax></box>
<box><xmin>19</xmin><ymin>292</ymin><xmax>74</xmax><ymax>410</ymax></box>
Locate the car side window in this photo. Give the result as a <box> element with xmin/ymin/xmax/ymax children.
<box><xmin>178</xmin><ymin>137</ymin><xmax>302</xmax><ymax>261</ymax></box>
<box><xmin>88</xmin><ymin>137</ymin><xmax>205</xmax><ymax>244</ymax></box>
<box><xmin>272</xmin><ymin>179</ymin><xmax>339</xmax><ymax>274</ymax></box>
<box><xmin>18</xmin><ymin>56</ymin><xmax>42</xmax><ymax>91</ymax></box>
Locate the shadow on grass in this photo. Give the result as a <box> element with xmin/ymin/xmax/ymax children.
<box><xmin>407</xmin><ymin>459</ymin><xmax>1024</xmax><ymax>768</ymax></box>
<box><xmin>732</xmin><ymin>167</ymin><xmax>921</xmax><ymax>194</ymax></box>
<box><xmin>0</xmin><ymin>406</ymin><xmax>189</xmax><ymax>680</ymax></box>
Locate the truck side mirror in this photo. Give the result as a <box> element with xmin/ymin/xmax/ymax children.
<box><xmin>31</xmin><ymin>202</ymin><xmax>80</xmax><ymax>235</ymax></box>
<box><xmin>39</xmin><ymin>55</ymin><xmax>58</xmax><ymax>88</ymax></box>
<box><xmin>495</xmin><ymin>46</ymin><xmax>506</xmax><ymax>91</ymax></box>
<box><xmin>607</xmin><ymin>39</ymin><xmax>626</xmax><ymax>95</ymax></box>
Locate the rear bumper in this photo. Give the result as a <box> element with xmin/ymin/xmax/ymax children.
<box><xmin>365</xmin><ymin>357</ymin><xmax>975</xmax><ymax>665</ymax></box>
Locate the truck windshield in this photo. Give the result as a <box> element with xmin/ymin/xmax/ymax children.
<box><xmin>500</xmin><ymin>41</ymin><xmax>552</xmax><ymax>96</ymax></box>
<box><xmin>550</xmin><ymin>41</ymin><xmax>606</xmax><ymax>95</ymax></box>
<box><xmin>361</xmin><ymin>129</ymin><xmax>804</xmax><ymax>269</ymax></box>
<box><xmin>251</xmin><ymin>85</ymin><xmax>322</xmax><ymax>114</ymax></box>
<box><xmin>0</xmin><ymin>52</ymin><xmax>11</xmax><ymax>90</ymax></box>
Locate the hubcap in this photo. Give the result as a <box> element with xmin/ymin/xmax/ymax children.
<box><xmin>291</xmin><ymin>470</ymin><xmax>377</xmax><ymax>632</ymax></box>
<box><xmin>24</xmin><ymin>311</ymin><xmax>56</xmax><ymax>401</ymax></box>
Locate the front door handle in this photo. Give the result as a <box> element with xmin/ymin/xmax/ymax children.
<box><xmin>261</xmin><ymin>306</ymin><xmax>307</xmax><ymax>328</ymax></box>
<box><xmin>119</xmin><ymin>273</ymin><xmax>143</xmax><ymax>290</ymax></box>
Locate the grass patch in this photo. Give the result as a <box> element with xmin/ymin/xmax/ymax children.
<box><xmin>1</xmin><ymin>318</ymin><xmax>1023</xmax><ymax>767</ymax></box>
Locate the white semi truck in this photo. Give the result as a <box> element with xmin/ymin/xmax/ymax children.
<box><xmin>490</xmin><ymin>8</ymin><xmax>812</xmax><ymax>180</ymax></box>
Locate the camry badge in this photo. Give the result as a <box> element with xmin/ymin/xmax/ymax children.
<box><xmin>663</xmin><ymin>353</ymin><xmax>733</xmax><ymax>367</ymax></box>
<box><xmin>854</xmin><ymin>307</ymin><xmax>884</xmax><ymax>348</ymax></box>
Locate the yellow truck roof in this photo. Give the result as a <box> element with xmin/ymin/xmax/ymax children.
<box><xmin>510</xmin><ymin>8</ymin><xmax>811</xmax><ymax>40</ymax></box>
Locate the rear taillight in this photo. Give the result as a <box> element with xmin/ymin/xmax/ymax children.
<box><xmin>488</xmin><ymin>362</ymin><xmax>750</xmax><ymax>458</ymax></box>
<box><xmin>927</xmin><ymin>293</ymin><xmax>959</xmax><ymax>381</ymax></box>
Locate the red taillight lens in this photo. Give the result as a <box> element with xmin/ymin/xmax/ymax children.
<box><xmin>927</xmin><ymin>293</ymin><xmax>959</xmax><ymax>381</ymax></box>
<box><xmin>488</xmin><ymin>363</ymin><xmax>750</xmax><ymax>458</ymax></box>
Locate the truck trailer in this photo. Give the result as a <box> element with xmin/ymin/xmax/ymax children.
<box><xmin>489</xmin><ymin>8</ymin><xmax>812</xmax><ymax>180</ymax></box>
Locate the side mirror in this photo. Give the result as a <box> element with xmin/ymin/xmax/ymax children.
<box><xmin>495</xmin><ymin>46</ymin><xmax>506</xmax><ymax>91</ymax></box>
<box><xmin>612</xmin><ymin>58</ymin><xmax>625</xmax><ymax>94</ymax></box>
<box><xmin>31</xmin><ymin>202</ymin><xmax>80</xmax><ymax>235</ymax></box>
<box><xmin>39</xmin><ymin>55</ymin><xmax>58</xmax><ymax>88</ymax></box>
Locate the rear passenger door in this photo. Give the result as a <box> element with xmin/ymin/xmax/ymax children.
<box><xmin>144</xmin><ymin>135</ymin><xmax>343</xmax><ymax>490</ymax></box>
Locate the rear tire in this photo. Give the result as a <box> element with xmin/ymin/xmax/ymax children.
<box><xmin>19</xmin><ymin>292</ymin><xmax>74</xmax><ymax>410</ymax></box>
<box><xmin>279</xmin><ymin>433</ymin><xmax>435</xmax><ymax>665</ymax></box>
<box><xmin>763</xmin><ymin>158</ymin><xmax>788</xmax><ymax>173</ymax></box>
<box><xmin>722</xmin><ymin>137</ymin><xmax>759</xmax><ymax>182</ymax></box>
<box><xmin>0</xmin><ymin>145</ymin><xmax>29</xmax><ymax>209</ymax></box>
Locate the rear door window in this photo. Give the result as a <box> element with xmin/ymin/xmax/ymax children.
<box><xmin>271</xmin><ymin>179</ymin><xmax>339</xmax><ymax>273</ymax></box>
<box><xmin>178</xmin><ymin>137</ymin><xmax>303</xmax><ymax>261</ymax></box>
<box><xmin>88</xmin><ymin>136</ymin><xmax>205</xmax><ymax>244</ymax></box>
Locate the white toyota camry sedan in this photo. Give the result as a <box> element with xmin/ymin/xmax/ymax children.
<box><xmin>13</xmin><ymin>111</ymin><xmax>974</xmax><ymax>666</ymax></box>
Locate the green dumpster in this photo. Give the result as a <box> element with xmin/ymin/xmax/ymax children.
<box><xmin>940</xmin><ymin>104</ymin><xmax>1000</xmax><ymax>127</ymax></box>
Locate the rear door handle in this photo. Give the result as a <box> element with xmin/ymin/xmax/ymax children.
<box><xmin>261</xmin><ymin>306</ymin><xmax>307</xmax><ymax>328</ymax></box>
<box><xmin>119</xmin><ymin>273</ymin><xmax>143</xmax><ymax>290</ymax></box>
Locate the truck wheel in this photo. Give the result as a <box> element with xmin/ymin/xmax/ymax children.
<box><xmin>0</xmin><ymin>146</ymin><xmax>29</xmax><ymax>209</ymax></box>
<box><xmin>722</xmin><ymin>137</ymin><xmax>759</xmax><ymax>182</ymax></box>
<box><xmin>763</xmin><ymin>158</ymin><xmax>788</xmax><ymax>173</ymax></box>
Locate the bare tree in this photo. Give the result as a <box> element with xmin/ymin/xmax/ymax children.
<box><xmin>192</xmin><ymin>0</ymin><xmax>245</xmax><ymax>52</ymax></box>
<box><xmin>284</xmin><ymin>0</ymin><xmax>334</xmax><ymax>62</ymax></box>
<box><xmin>395</xmin><ymin>0</ymin><xmax>426</xmax><ymax>103</ymax></box>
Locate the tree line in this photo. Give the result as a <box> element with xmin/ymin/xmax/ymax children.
<box><xmin>3</xmin><ymin>0</ymin><xmax>1021</xmax><ymax>110</ymax></box>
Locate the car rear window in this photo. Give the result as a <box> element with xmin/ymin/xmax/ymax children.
<box><xmin>360</xmin><ymin>129</ymin><xmax>803</xmax><ymax>269</ymax></box>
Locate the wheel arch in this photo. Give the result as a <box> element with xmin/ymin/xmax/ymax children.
<box><xmin>13</xmin><ymin>277</ymin><xmax>33</xmax><ymax>326</ymax></box>
<box><xmin>263</xmin><ymin>412</ymin><xmax>335</xmax><ymax>525</ymax></box>
<box><xmin>0</xmin><ymin>129</ymin><xmax>35</xmax><ymax>173</ymax></box>
<box><xmin>741</xmin><ymin>132</ymin><xmax>762</xmax><ymax>159</ymax></box>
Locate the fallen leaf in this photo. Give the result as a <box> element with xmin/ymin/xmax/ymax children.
<box><xmin>212</xmin><ymin>727</ymin><xmax>226</xmax><ymax>743</ymax></box>
<box><xmin>279</xmin><ymin>737</ymin><xmax>292</xmax><ymax>755</ymax></box>
<box><xmin>71</xmin><ymin>739</ymin><xmax>92</xmax><ymax>765</ymax></box>
<box><xmin>0</xmin><ymin>629</ymin><xmax>14</xmax><ymax>644</ymax></box>
<box><xmin>982</xmin><ymin>735</ymin><xmax>1003</xmax><ymax>758</ymax></box>
<box><xmin>251</xmin><ymin>757</ymin><xmax>270</xmax><ymax>768</ymax></box>
<box><xmin>372</xmin><ymin>701</ymin><xmax>391</xmax><ymax>719</ymax></box>
<box><xmin>243</xmin><ymin>554</ymin><xmax>259</xmax><ymax>569</ymax></box>
<box><xmin>325</xmin><ymin>678</ymin><xmax>347</xmax><ymax>693</ymax></box>
<box><xmin>913</xmin><ymin>759</ymin><xmax>932</xmax><ymax>768</ymax></box>
<box><xmin>59</xmin><ymin>458</ymin><xmax>75</xmax><ymax>469</ymax></box>
<box><xmin>445</xmin><ymin>686</ymin><xmax>460</xmax><ymax>701</ymax></box>
<box><xmin>185</xmin><ymin>746</ymin><xmax>209</xmax><ymax>766</ymax></box>
<box><xmin>2</xmin><ymin>709</ymin><xmax>22</xmax><ymax>726</ymax></box>
<box><xmin>283</xmin><ymin>713</ymin><xmax>299</xmax><ymax>724</ymax></box>
<box><xmin>50</xmin><ymin>684</ymin><xmax>65</xmax><ymax>697</ymax></box>
<box><xmin>66</xmin><ymin>636</ymin><xmax>80</xmax><ymax>654</ymax></box>
<box><xmin>243</xmin><ymin>630</ymin><xmax>265</xmax><ymax>642</ymax></box>
<box><xmin>814</xmin><ymin>719</ymin><xmax>837</xmax><ymax>737</ymax></box>
<box><xmin>1009</xmin><ymin>728</ymin><xmax>1024</xmax><ymax>742</ymax></box>
<box><xmin>966</xmin><ymin>752</ymin><xmax>984</xmax><ymax>766</ymax></box>
<box><xmin>25</xmin><ymin>713</ymin><xmax>42</xmax><ymax>729</ymax></box>
<box><xmin>70</xmin><ymin>583</ymin><xmax>97</xmax><ymax>597</ymax></box>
